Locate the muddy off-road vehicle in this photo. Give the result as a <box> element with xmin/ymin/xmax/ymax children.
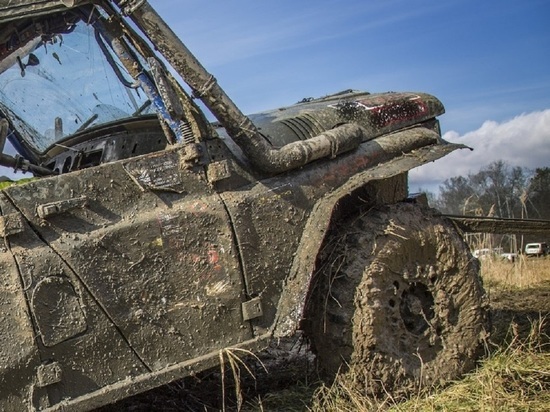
<box><xmin>0</xmin><ymin>1</ymin><xmax>495</xmax><ymax>410</ymax></box>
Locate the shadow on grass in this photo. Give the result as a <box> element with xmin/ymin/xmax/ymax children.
<box><xmin>487</xmin><ymin>282</ymin><xmax>550</xmax><ymax>347</ymax></box>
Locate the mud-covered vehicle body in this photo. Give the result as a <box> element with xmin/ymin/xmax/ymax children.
<box><xmin>0</xmin><ymin>1</ymin><xmax>489</xmax><ymax>410</ymax></box>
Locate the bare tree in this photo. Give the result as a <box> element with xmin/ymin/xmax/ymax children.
<box><xmin>526</xmin><ymin>167</ymin><xmax>550</xmax><ymax>220</ymax></box>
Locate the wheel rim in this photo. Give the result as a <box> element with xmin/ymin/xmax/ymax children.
<box><xmin>398</xmin><ymin>282</ymin><xmax>435</xmax><ymax>335</ymax></box>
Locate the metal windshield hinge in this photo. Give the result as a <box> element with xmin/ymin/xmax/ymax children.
<box><xmin>118</xmin><ymin>0</ymin><xmax>148</xmax><ymax>15</ymax></box>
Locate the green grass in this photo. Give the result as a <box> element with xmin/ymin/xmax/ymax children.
<box><xmin>0</xmin><ymin>177</ymin><xmax>35</xmax><ymax>189</ymax></box>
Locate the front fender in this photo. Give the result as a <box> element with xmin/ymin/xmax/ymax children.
<box><xmin>272</xmin><ymin>140</ymin><xmax>463</xmax><ymax>337</ymax></box>
<box><xmin>221</xmin><ymin>125</ymin><xmax>463</xmax><ymax>336</ymax></box>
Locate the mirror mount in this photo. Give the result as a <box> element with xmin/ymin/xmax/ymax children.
<box><xmin>16</xmin><ymin>53</ymin><xmax>40</xmax><ymax>77</ymax></box>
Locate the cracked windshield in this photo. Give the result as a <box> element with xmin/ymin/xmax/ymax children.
<box><xmin>0</xmin><ymin>20</ymin><xmax>151</xmax><ymax>153</ymax></box>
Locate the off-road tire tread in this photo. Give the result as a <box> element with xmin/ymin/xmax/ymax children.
<box><xmin>304</xmin><ymin>202</ymin><xmax>489</xmax><ymax>396</ymax></box>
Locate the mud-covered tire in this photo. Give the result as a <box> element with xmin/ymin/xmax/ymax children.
<box><xmin>304</xmin><ymin>202</ymin><xmax>489</xmax><ymax>396</ymax></box>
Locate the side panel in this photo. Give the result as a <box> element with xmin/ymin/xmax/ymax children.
<box><xmin>0</xmin><ymin>194</ymin><xmax>149</xmax><ymax>411</ymax></box>
<box><xmin>220</xmin><ymin>134</ymin><xmax>412</xmax><ymax>333</ymax></box>
<box><xmin>3</xmin><ymin>148</ymin><xmax>251</xmax><ymax>407</ymax></box>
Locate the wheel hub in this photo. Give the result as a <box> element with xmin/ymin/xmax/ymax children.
<box><xmin>399</xmin><ymin>283</ymin><xmax>435</xmax><ymax>335</ymax></box>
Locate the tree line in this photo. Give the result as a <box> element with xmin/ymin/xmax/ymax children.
<box><xmin>429</xmin><ymin>161</ymin><xmax>549</xmax><ymax>221</ymax></box>
<box><xmin>424</xmin><ymin>161</ymin><xmax>549</xmax><ymax>253</ymax></box>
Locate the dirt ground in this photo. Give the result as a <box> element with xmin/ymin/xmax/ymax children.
<box><xmin>486</xmin><ymin>281</ymin><xmax>550</xmax><ymax>344</ymax></box>
<box><xmin>96</xmin><ymin>279</ymin><xmax>550</xmax><ymax>412</ymax></box>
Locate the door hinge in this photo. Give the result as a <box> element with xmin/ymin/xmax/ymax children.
<box><xmin>242</xmin><ymin>297</ymin><xmax>263</xmax><ymax>321</ymax></box>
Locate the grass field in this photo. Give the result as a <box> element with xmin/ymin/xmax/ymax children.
<box><xmin>482</xmin><ymin>255</ymin><xmax>550</xmax><ymax>289</ymax></box>
<box><xmin>239</xmin><ymin>257</ymin><xmax>550</xmax><ymax>411</ymax></box>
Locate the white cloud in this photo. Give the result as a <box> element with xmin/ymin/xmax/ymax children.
<box><xmin>410</xmin><ymin>109</ymin><xmax>550</xmax><ymax>191</ymax></box>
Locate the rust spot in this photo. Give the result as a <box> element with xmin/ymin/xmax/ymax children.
<box><xmin>368</xmin><ymin>99</ymin><xmax>427</xmax><ymax>129</ymax></box>
<box><xmin>207</xmin><ymin>248</ymin><xmax>219</xmax><ymax>265</ymax></box>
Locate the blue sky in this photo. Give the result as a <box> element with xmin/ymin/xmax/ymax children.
<box><xmin>149</xmin><ymin>0</ymin><xmax>550</xmax><ymax>191</ymax></box>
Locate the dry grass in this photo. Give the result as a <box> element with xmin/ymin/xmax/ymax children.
<box><xmin>244</xmin><ymin>258</ymin><xmax>550</xmax><ymax>412</ymax></box>
<box><xmin>392</xmin><ymin>317</ymin><xmax>550</xmax><ymax>412</ymax></box>
<box><xmin>481</xmin><ymin>255</ymin><xmax>550</xmax><ymax>289</ymax></box>
<box><xmin>303</xmin><ymin>317</ymin><xmax>550</xmax><ymax>412</ymax></box>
